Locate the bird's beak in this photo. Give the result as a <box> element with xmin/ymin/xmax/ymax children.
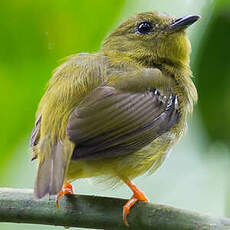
<box><xmin>170</xmin><ymin>15</ymin><xmax>200</xmax><ymax>30</ymax></box>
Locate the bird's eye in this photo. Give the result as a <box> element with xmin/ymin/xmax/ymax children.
<box><xmin>136</xmin><ymin>22</ymin><xmax>152</xmax><ymax>34</ymax></box>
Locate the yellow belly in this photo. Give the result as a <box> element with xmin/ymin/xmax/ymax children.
<box><xmin>66</xmin><ymin>127</ymin><xmax>180</xmax><ymax>184</ymax></box>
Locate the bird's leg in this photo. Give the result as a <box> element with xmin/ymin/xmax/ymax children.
<box><xmin>122</xmin><ymin>178</ymin><xmax>149</xmax><ymax>226</ymax></box>
<box><xmin>56</xmin><ymin>182</ymin><xmax>74</xmax><ymax>208</ymax></box>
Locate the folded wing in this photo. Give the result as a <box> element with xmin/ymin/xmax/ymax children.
<box><xmin>67</xmin><ymin>86</ymin><xmax>179</xmax><ymax>160</ymax></box>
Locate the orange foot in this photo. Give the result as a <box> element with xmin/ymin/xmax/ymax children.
<box><xmin>56</xmin><ymin>182</ymin><xmax>74</xmax><ymax>208</ymax></box>
<box><xmin>122</xmin><ymin>179</ymin><xmax>149</xmax><ymax>227</ymax></box>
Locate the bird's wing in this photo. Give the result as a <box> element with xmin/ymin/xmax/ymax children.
<box><xmin>30</xmin><ymin>115</ymin><xmax>41</xmax><ymax>161</ymax></box>
<box><xmin>30</xmin><ymin>115</ymin><xmax>41</xmax><ymax>148</ymax></box>
<box><xmin>67</xmin><ymin>84</ymin><xmax>179</xmax><ymax>161</ymax></box>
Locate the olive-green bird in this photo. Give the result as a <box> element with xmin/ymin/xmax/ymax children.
<box><xmin>30</xmin><ymin>11</ymin><xmax>199</xmax><ymax>226</ymax></box>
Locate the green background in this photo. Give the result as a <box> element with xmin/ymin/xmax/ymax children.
<box><xmin>1</xmin><ymin>0</ymin><xmax>230</xmax><ymax>229</ymax></box>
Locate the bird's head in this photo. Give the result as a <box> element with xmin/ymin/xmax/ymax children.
<box><xmin>102</xmin><ymin>11</ymin><xmax>200</xmax><ymax>68</ymax></box>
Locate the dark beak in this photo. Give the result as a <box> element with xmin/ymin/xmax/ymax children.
<box><xmin>170</xmin><ymin>15</ymin><xmax>200</xmax><ymax>30</ymax></box>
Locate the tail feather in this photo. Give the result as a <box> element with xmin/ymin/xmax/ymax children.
<box><xmin>34</xmin><ymin>139</ymin><xmax>73</xmax><ymax>199</ymax></box>
<box><xmin>34</xmin><ymin>156</ymin><xmax>53</xmax><ymax>199</ymax></box>
<box><xmin>49</xmin><ymin>142</ymin><xmax>68</xmax><ymax>195</ymax></box>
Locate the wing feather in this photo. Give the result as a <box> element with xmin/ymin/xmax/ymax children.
<box><xmin>66</xmin><ymin>86</ymin><xmax>179</xmax><ymax>160</ymax></box>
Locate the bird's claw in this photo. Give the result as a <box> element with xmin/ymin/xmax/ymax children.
<box><xmin>56</xmin><ymin>182</ymin><xmax>74</xmax><ymax>208</ymax></box>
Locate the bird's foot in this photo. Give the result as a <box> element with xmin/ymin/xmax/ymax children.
<box><xmin>56</xmin><ymin>182</ymin><xmax>74</xmax><ymax>208</ymax></box>
<box><xmin>123</xmin><ymin>179</ymin><xmax>149</xmax><ymax>226</ymax></box>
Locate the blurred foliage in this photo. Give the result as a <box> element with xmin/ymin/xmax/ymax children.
<box><xmin>0</xmin><ymin>0</ymin><xmax>125</xmax><ymax>174</ymax></box>
<box><xmin>195</xmin><ymin>0</ymin><xmax>230</xmax><ymax>146</ymax></box>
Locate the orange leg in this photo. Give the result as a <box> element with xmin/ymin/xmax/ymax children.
<box><xmin>122</xmin><ymin>178</ymin><xmax>149</xmax><ymax>227</ymax></box>
<box><xmin>56</xmin><ymin>182</ymin><xmax>74</xmax><ymax>208</ymax></box>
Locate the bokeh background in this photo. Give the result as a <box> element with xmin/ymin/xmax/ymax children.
<box><xmin>1</xmin><ymin>0</ymin><xmax>230</xmax><ymax>229</ymax></box>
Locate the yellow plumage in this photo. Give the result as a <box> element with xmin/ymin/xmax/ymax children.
<box><xmin>30</xmin><ymin>11</ymin><xmax>199</xmax><ymax>224</ymax></box>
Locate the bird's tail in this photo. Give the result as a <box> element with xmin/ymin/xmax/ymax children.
<box><xmin>34</xmin><ymin>137</ymin><xmax>73</xmax><ymax>199</ymax></box>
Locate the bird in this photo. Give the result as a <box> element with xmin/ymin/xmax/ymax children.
<box><xmin>30</xmin><ymin>10</ymin><xmax>199</xmax><ymax>226</ymax></box>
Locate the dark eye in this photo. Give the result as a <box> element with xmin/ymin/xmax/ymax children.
<box><xmin>136</xmin><ymin>21</ymin><xmax>152</xmax><ymax>34</ymax></box>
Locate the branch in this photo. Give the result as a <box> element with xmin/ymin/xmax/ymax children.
<box><xmin>0</xmin><ymin>188</ymin><xmax>229</xmax><ymax>230</ymax></box>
